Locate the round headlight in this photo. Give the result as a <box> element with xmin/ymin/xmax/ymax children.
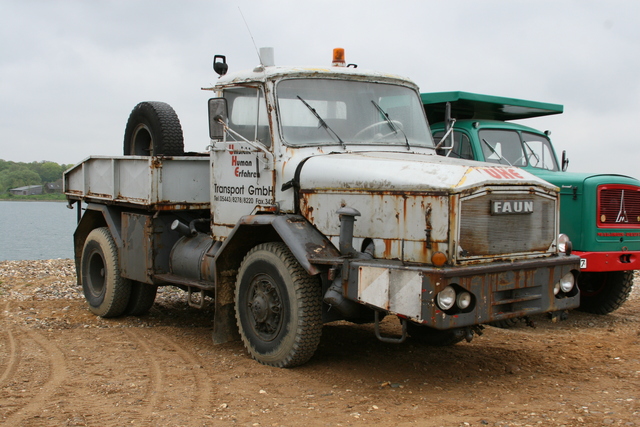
<box><xmin>557</xmin><ymin>234</ymin><xmax>572</xmax><ymax>255</ymax></box>
<box><xmin>553</xmin><ymin>281</ymin><xmax>561</xmax><ymax>296</ymax></box>
<box><xmin>559</xmin><ymin>272</ymin><xmax>575</xmax><ymax>293</ymax></box>
<box><xmin>456</xmin><ymin>291</ymin><xmax>472</xmax><ymax>309</ymax></box>
<box><xmin>436</xmin><ymin>286</ymin><xmax>456</xmax><ymax>311</ymax></box>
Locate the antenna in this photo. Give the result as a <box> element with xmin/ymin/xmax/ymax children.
<box><xmin>238</xmin><ymin>7</ymin><xmax>262</xmax><ymax>65</ymax></box>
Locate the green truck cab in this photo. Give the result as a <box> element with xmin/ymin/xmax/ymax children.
<box><xmin>422</xmin><ymin>91</ymin><xmax>638</xmax><ymax>315</ymax></box>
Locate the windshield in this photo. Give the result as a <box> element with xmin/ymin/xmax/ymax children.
<box><xmin>478</xmin><ymin>129</ymin><xmax>559</xmax><ymax>171</ymax></box>
<box><xmin>277</xmin><ymin>78</ymin><xmax>433</xmax><ymax>148</ymax></box>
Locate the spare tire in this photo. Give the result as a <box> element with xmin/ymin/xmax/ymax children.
<box><xmin>123</xmin><ymin>101</ymin><xmax>184</xmax><ymax>156</ymax></box>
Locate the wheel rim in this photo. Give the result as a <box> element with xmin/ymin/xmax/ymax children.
<box><xmin>131</xmin><ymin>124</ymin><xmax>153</xmax><ymax>155</ymax></box>
<box><xmin>246</xmin><ymin>274</ymin><xmax>283</xmax><ymax>341</ymax></box>
<box><xmin>87</xmin><ymin>250</ymin><xmax>106</xmax><ymax>298</ymax></box>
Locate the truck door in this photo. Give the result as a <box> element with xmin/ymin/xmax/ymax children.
<box><xmin>211</xmin><ymin>87</ymin><xmax>274</xmax><ymax>238</ymax></box>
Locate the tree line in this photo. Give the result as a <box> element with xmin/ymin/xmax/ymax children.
<box><xmin>0</xmin><ymin>159</ymin><xmax>72</xmax><ymax>196</ymax></box>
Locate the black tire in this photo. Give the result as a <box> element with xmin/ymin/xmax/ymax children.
<box><xmin>235</xmin><ymin>242</ymin><xmax>322</xmax><ymax>368</ymax></box>
<box><xmin>81</xmin><ymin>227</ymin><xmax>131</xmax><ymax>318</ymax></box>
<box><xmin>123</xmin><ymin>101</ymin><xmax>184</xmax><ymax>156</ymax></box>
<box><xmin>124</xmin><ymin>281</ymin><xmax>157</xmax><ymax>316</ymax></box>
<box><xmin>488</xmin><ymin>317</ymin><xmax>521</xmax><ymax>329</ymax></box>
<box><xmin>406</xmin><ymin>322</ymin><xmax>465</xmax><ymax>346</ymax></box>
<box><xmin>578</xmin><ymin>270</ymin><xmax>634</xmax><ymax>315</ymax></box>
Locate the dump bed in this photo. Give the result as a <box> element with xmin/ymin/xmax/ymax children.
<box><xmin>64</xmin><ymin>155</ymin><xmax>210</xmax><ymax>210</ymax></box>
<box><xmin>421</xmin><ymin>91</ymin><xmax>563</xmax><ymax>124</ymax></box>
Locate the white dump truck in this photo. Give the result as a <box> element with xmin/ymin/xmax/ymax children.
<box><xmin>64</xmin><ymin>48</ymin><xmax>580</xmax><ymax>367</ymax></box>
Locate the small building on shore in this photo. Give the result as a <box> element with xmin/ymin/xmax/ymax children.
<box><xmin>9</xmin><ymin>185</ymin><xmax>43</xmax><ymax>196</ymax></box>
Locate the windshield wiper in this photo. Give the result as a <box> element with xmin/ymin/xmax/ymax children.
<box><xmin>482</xmin><ymin>139</ymin><xmax>512</xmax><ymax>166</ymax></box>
<box><xmin>371</xmin><ymin>100</ymin><xmax>410</xmax><ymax>150</ymax></box>
<box><xmin>522</xmin><ymin>140</ymin><xmax>541</xmax><ymax>166</ymax></box>
<box><xmin>296</xmin><ymin>96</ymin><xmax>345</xmax><ymax>148</ymax></box>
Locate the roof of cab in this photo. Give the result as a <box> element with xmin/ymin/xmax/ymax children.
<box><xmin>203</xmin><ymin>65</ymin><xmax>419</xmax><ymax>90</ymax></box>
<box><xmin>421</xmin><ymin>91</ymin><xmax>563</xmax><ymax>123</ymax></box>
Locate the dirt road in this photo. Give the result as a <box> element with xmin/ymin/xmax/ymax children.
<box><xmin>1</xmin><ymin>260</ymin><xmax>639</xmax><ymax>426</ymax></box>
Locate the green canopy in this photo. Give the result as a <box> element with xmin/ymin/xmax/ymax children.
<box><xmin>421</xmin><ymin>91</ymin><xmax>563</xmax><ymax>123</ymax></box>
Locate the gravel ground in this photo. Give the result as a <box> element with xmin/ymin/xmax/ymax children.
<box><xmin>1</xmin><ymin>259</ymin><xmax>639</xmax><ymax>426</ymax></box>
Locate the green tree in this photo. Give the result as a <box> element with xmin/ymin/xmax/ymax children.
<box><xmin>33</xmin><ymin>161</ymin><xmax>64</xmax><ymax>183</ymax></box>
<box><xmin>0</xmin><ymin>167</ymin><xmax>41</xmax><ymax>192</ymax></box>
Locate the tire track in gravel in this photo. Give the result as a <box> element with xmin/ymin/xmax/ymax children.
<box><xmin>2</xmin><ymin>329</ymin><xmax>67</xmax><ymax>426</ymax></box>
<box><xmin>152</xmin><ymin>332</ymin><xmax>214</xmax><ymax>413</ymax></box>
<box><xmin>123</xmin><ymin>329</ymin><xmax>163</xmax><ymax>421</ymax></box>
<box><xmin>0</xmin><ymin>302</ymin><xmax>20</xmax><ymax>386</ymax></box>
<box><xmin>123</xmin><ymin>328</ymin><xmax>216</xmax><ymax>423</ymax></box>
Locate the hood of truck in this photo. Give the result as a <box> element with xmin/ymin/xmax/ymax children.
<box><xmin>529</xmin><ymin>170</ymin><xmax>640</xmax><ymax>196</ymax></box>
<box><xmin>297</xmin><ymin>151</ymin><xmax>556</xmax><ymax>193</ymax></box>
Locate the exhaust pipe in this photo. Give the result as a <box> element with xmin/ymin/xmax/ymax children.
<box><xmin>336</xmin><ymin>206</ymin><xmax>360</xmax><ymax>256</ymax></box>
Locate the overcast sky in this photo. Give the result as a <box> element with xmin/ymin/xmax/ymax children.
<box><xmin>1</xmin><ymin>0</ymin><xmax>639</xmax><ymax>178</ymax></box>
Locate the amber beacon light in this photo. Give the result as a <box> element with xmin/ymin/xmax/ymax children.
<box><xmin>332</xmin><ymin>48</ymin><xmax>346</xmax><ymax>67</ymax></box>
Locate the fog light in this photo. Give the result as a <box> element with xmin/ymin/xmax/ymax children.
<box><xmin>456</xmin><ymin>291</ymin><xmax>472</xmax><ymax>309</ymax></box>
<box><xmin>436</xmin><ymin>286</ymin><xmax>456</xmax><ymax>310</ymax></box>
<box><xmin>559</xmin><ymin>272</ymin><xmax>575</xmax><ymax>293</ymax></box>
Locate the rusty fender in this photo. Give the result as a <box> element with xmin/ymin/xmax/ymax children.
<box><xmin>211</xmin><ymin>213</ymin><xmax>340</xmax><ymax>345</ymax></box>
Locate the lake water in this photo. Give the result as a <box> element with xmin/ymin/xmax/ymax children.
<box><xmin>0</xmin><ymin>201</ymin><xmax>78</xmax><ymax>261</ymax></box>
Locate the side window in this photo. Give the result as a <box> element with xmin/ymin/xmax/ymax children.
<box><xmin>224</xmin><ymin>87</ymin><xmax>272</xmax><ymax>147</ymax></box>
<box><xmin>433</xmin><ymin>131</ymin><xmax>474</xmax><ymax>160</ymax></box>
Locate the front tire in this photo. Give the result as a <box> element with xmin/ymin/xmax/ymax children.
<box><xmin>578</xmin><ymin>271</ymin><xmax>634</xmax><ymax>314</ymax></box>
<box><xmin>235</xmin><ymin>243</ymin><xmax>322</xmax><ymax>368</ymax></box>
<box><xmin>81</xmin><ymin>227</ymin><xmax>131</xmax><ymax>318</ymax></box>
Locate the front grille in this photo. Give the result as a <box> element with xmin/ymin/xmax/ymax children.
<box><xmin>598</xmin><ymin>184</ymin><xmax>640</xmax><ymax>228</ymax></box>
<box><xmin>458</xmin><ymin>190</ymin><xmax>556</xmax><ymax>259</ymax></box>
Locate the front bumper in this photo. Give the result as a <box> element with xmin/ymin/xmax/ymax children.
<box><xmin>343</xmin><ymin>254</ymin><xmax>581</xmax><ymax>330</ymax></box>
<box><xmin>573</xmin><ymin>250</ymin><xmax>640</xmax><ymax>272</ymax></box>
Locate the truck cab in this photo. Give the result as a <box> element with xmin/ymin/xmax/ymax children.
<box><xmin>423</xmin><ymin>91</ymin><xmax>639</xmax><ymax>314</ymax></box>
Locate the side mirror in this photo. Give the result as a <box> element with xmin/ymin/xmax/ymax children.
<box><xmin>561</xmin><ymin>150</ymin><xmax>569</xmax><ymax>171</ymax></box>
<box><xmin>208</xmin><ymin>98</ymin><xmax>228</xmax><ymax>140</ymax></box>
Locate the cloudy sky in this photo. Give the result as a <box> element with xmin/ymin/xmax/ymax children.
<box><xmin>1</xmin><ymin>0</ymin><xmax>639</xmax><ymax>178</ymax></box>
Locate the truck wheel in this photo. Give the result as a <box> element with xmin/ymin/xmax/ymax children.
<box><xmin>235</xmin><ymin>242</ymin><xmax>322</xmax><ymax>368</ymax></box>
<box><xmin>578</xmin><ymin>271</ymin><xmax>634</xmax><ymax>314</ymax></box>
<box><xmin>123</xmin><ymin>101</ymin><xmax>184</xmax><ymax>156</ymax></box>
<box><xmin>124</xmin><ymin>281</ymin><xmax>157</xmax><ymax>316</ymax></box>
<box><xmin>406</xmin><ymin>322</ymin><xmax>465</xmax><ymax>346</ymax></box>
<box><xmin>81</xmin><ymin>227</ymin><xmax>131</xmax><ymax>318</ymax></box>
<box><xmin>488</xmin><ymin>317</ymin><xmax>520</xmax><ymax>329</ymax></box>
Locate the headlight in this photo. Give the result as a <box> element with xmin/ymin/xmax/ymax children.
<box><xmin>553</xmin><ymin>281</ymin><xmax>561</xmax><ymax>295</ymax></box>
<box><xmin>557</xmin><ymin>234</ymin><xmax>572</xmax><ymax>255</ymax></box>
<box><xmin>456</xmin><ymin>292</ymin><xmax>472</xmax><ymax>309</ymax></box>
<box><xmin>559</xmin><ymin>272</ymin><xmax>575</xmax><ymax>293</ymax></box>
<box><xmin>436</xmin><ymin>286</ymin><xmax>456</xmax><ymax>310</ymax></box>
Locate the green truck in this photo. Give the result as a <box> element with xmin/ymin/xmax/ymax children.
<box><xmin>422</xmin><ymin>91</ymin><xmax>638</xmax><ymax>315</ymax></box>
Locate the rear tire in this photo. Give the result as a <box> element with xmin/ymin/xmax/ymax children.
<box><xmin>125</xmin><ymin>281</ymin><xmax>157</xmax><ymax>316</ymax></box>
<box><xmin>578</xmin><ymin>271</ymin><xmax>634</xmax><ymax>314</ymax></box>
<box><xmin>235</xmin><ymin>243</ymin><xmax>322</xmax><ymax>368</ymax></box>
<box><xmin>406</xmin><ymin>322</ymin><xmax>465</xmax><ymax>346</ymax></box>
<box><xmin>81</xmin><ymin>227</ymin><xmax>131</xmax><ymax>318</ymax></box>
<box><xmin>123</xmin><ymin>101</ymin><xmax>184</xmax><ymax>156</ymax></box>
